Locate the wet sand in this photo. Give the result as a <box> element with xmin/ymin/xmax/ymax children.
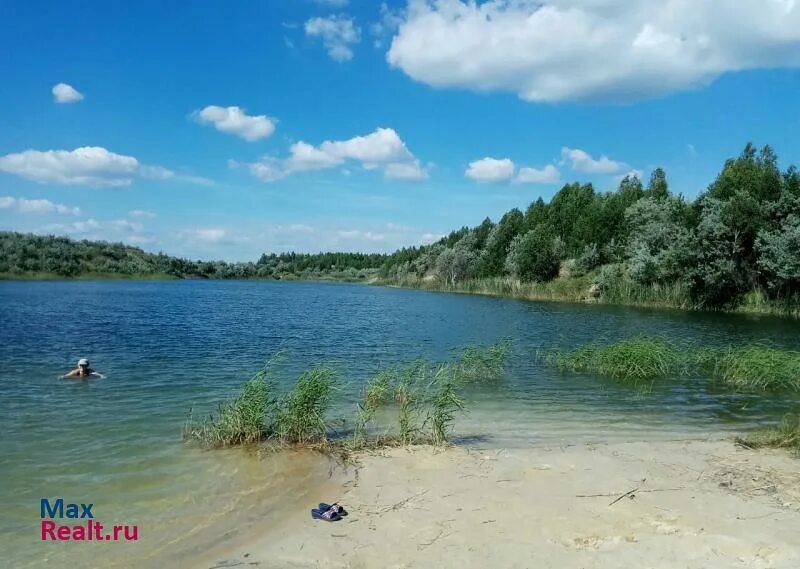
<box><xmin>204</xmin><ymin>439</ymin><xmax>800</xmax><ymax>569</ymax></box>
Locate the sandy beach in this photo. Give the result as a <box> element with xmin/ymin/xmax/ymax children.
<box><xmin>199</xmin><ymin>438</ymin><xmax>800</xmax><ymax>569</ymax></box>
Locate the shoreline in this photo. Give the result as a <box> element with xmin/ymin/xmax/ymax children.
<box><xmin>4</xmin><ymin>274</ymin><xmax>797</xmax><ymax>318</ymax></box>
<box><xmin>201</xmin><ymin>437</ymin><xmax>800</xmax><ymax>569</ymax></box>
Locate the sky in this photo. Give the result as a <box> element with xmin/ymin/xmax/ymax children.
<box><xmin>1</xmin><ymin>0</ymin><xmax>800</xmax><ymax>261</ymax></box>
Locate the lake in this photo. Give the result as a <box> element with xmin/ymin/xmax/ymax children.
<box><xmin>1</xmin><ymin>280</ymin><xmax>798</xmax><ymax>568</ymax></box>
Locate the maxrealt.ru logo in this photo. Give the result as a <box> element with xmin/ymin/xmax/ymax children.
<box><xmin>40</xmin><ymin>498</ymin><xmax>139</xmax><ymax>541</ymax></box>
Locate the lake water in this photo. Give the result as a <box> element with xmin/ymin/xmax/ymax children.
<box><xmin>1</xmin><ymin>280</ymin><xmax>798</xmax><ymax>568</ymax></box>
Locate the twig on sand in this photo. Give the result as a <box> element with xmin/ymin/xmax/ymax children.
<box><xmin>609</xmin><ymin>486</ymin><xmax>641</xmax><ymax>506</ymax></box>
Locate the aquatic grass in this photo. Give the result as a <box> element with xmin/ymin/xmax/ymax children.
<box><xmin>274</xmin><ymin>366</ymin><xmax>336</xmax><ymax>444</ymax></box>
<box><xmin>540</xmin><ymin>337</ymin><xmax>683</xmax><ymax>383</ymax></box>
<box><xmin>696</xmin><ymin>346</ymin><xmax>800</xmax><ymax>392</ymax></box>
<box><xmin>183</xmin><ymin>355</ymin><xmax>282</xmax><ymax>447</ymax></box>
<box><xmin>737</xmin><ymin>415</ymin><xmax>800</xmax><ymax>454</ymax></box>
<box><xmin>352</xmin><ymin>369</ymin><xmax>396</xmax><ymax>448</ymax></box>
<box><xmin>425</xmin><ymin>364</ymin><xmax>465</xmax><ymax>445</ymax></box>
<box><xmin>395</xmin><ymin>360</ymin><xmax>428</xmax><ymax>444</ymax></box>
<box><xmin>453</xmin><ymin>339</ymin><xmax>511</xmax><ymax>383</ymax></box>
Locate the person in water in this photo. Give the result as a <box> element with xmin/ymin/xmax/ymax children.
<box><xmin>61</xmin><ymin>358</ymin><xmax>105</xmax><ymax>379</ymax></box>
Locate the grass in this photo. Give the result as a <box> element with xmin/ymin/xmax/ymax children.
<box><xmin>380</xmin><ymin>269</ymin><xmax>800</xmax><ymax>318</ymax></box>
<box><xmin>696</xmin><ymin>346</ymin><xmax>800</xmax><ymax>392</ymax></box>
<box><xmin>737</xmin><ymin>415</ymin><xmax>800</xmax><ymax>454</ymax></box>
<box><xmin>453</xmin><ymin>339</ymin><xmax>511</xmax><ymax>383</ymax></box>
<box><xmin>274</xmin><ymin>366</ymin><xmax>336</xmax><ymax>444</ymax></box>
<box><xmin>426</xmin><ymin>364</ymin><xmax>465</xmax><ymax>445</ymax></box>
<box><xmin>183</xmin><ymin>358</ymin><xmax>279</xmax><ymax>448</ymax></box>
<box><xmin>540</xmin><ymin>337</ymin><xmax>683</xmax><ymax>383</ymax></box>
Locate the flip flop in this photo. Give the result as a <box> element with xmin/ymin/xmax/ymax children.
<box><xmin>319</xmin><ymin>502</ymin><xmax>348</xmax><ymax>516</ymax></box>
<box><xmin>311</xmin><ymin>507</ymin><xmax>342</xmax><ymax>522</ymax></box>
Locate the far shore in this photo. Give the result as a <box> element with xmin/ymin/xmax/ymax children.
<box><xmin>3</xmin><ymin>272</ymin><xmax>798</xmax><ymax>319</ymax></box>
<box><xmin>199</xmin><ymin>438</ymin><xmax>800</xmax><ymax>569</ymax></box>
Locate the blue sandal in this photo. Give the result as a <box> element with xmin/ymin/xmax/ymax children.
<box><xmin>311</xmin><ymin>507</ymin><xmax>342</xmax><ymax>522</ymax></box>
<box><xmin>319</xmin><ymin>502</ymin><xmax>348</xmax><ymax>516</ymax></box>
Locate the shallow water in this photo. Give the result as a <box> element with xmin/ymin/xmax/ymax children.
<box><xmin>1</xmin><ymin>280</ymin><xmax>798</xmax><ymax>567</ymax></box>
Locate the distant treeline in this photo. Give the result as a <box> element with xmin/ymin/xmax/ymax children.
<box><xmin>378</xmin><ymin>143</ymin><xmax>800</xmax><ymax>311</ymax></box>
<box><xmin>3</xmin><ymin>143</ymin><xmax>799</xmax><ymax>312</ymax></box>
<box><xmin>0</xmin><ymin>233</ymin><xmax>388</xmax><ymax>280</ymax></box>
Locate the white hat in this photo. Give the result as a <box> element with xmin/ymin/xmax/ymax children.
<box><xmin>78</xmin><ymin>358</ymin><xmax>89</xmax><ymax>366</ymax></box>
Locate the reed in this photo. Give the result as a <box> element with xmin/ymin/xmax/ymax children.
<box><xmin>454</xmin><ymin>339</ymin><xmax>511</xmax><ymax>383</ymax></box>
<box><xmin>182</xmin><ymin>357</ymin><xmax>280</xmax><ymax>447</ymax></box>
<box><xmin>426</xmin><ymin>364</ymin><xmax>465</xmax><ymax>445</ymax></box>
<box><xmin>540</xmin><ymin>337</ymin><xmax>682</xmax><ymax>383</ymax></box>
<box><xmin>274</xmin><ymin>366</ymin><xmax>336</xmax><ymax>445</ymax></box>
<box><xmin>352</xmin><ymin>369</ymin><xmax>396</xmax><ymax>448</ymax></box>
<box><xmin>737</xmin><ymin>415</ymin><xmax>800</xmax><ymax>453</ymax></box>
<box><xmin>696</xmin><ymin>346</ymin><xmax>800</xmax><ymax>392</ymax></box>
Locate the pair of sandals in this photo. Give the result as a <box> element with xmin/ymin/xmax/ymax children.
<box><xmin>311</xmin><ymin>502</ymin><xmax>348</xmax><ymax>522</ymax></box>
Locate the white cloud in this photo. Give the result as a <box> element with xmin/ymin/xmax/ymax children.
<box><xmin>387</xmin><ymin>0</ymin><xmax>800</xmax><ymax>103</ymax></box>
<box><xmin>195</xmin><ymin>106</ymin><xmax>275</xmax><ymax>142</ymax></box>
<box><xmin>560</xmin><ymin>147</ymin><xmax>627</xmax><ymax>174</ymax></box>
<box><xmin>129</xmin><ymin>209</ymin><xmax>156</xmax><ymax>219</ymax></box>
<box><xmin>52</xmin><ymin>83</ymin><xmax>84</xmax><ymax>103</ymax></box>
<box><xmin>465</xmin><ymin>157</ymin><xmax>515</xmax><ymax>182</ymax></box>
<box><xmin>0</xmin><ymin>196</ymin><xmax>81</xmax><ymax>215</ymax></box>
<box><xmin>245</xmin><ymin>127</ymin><xmax>428</xmax><ymax>182</ymax></box>
<box><xmin>516</xmin><ymin>164</ymin><xmax>560</xmax><ymax>184</ymax></box>
<box><xmin>371</xmin><ymin>3</ymin><xmax>405</xmax><ymax>48</ymax></box>
<box><xmin>0</xmin><ymin>147</ymin><xmax>139</xmax><ymax>186</ymax></box>
<box><xmin>0</xmin><ymin>146</ymin><xmax>208</xmax><ymax>187</ymax></box>
<box><xmin>305</xmin><ymin>15</ymin><xmax>361</xmax><ymax>62</ymax></box>
<box><xmin>110</xmin><ymin>219</ymin><xmax>144</xmax><ymax>232</ymax></box>
<box><xmin>192</xmin><ymin>228</ymin><xmax>228</xmax><ymax>243</ymax></box>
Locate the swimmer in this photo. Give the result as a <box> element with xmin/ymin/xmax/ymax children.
<box><xmin>61</xmin><ymin>358</ymin><xmax>105</xmax><ymax>379</ymax></box>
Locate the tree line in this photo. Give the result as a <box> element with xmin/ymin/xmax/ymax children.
<box><xmin>2</xmin><ymin>143</ymin><xmax>799</xmax><ymax>310</ymax></box>
<box><xmin>379</xmin><ymin>143</ymin><xmax>800</xmax><ymax>309</ymax></box>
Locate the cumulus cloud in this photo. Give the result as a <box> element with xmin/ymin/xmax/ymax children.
<box><xmin>245</xmin><ymin>127</ymin><xmax>428</xmax><ymax>182</ymax></box>
<box><xmin>52</xmin><ymin>83</ymin><xmax>84</xmax><ymax>103</ymax></box>
<box><xmin>0</xmin><ymin>196</ymin><xmax>81</xmax><ymax>215</ymax></box>
<box><xmin>465</xmin><ymin>157</ymin><xmax>515</xmax><ymax>182</ymax></box>
<box><xmin>516</xmin><ymin>164</ymin><xmax>560</xmax><ymax>184</ymax></box>
<box><xmin>192</xmin><ymin>228</ymin><xmax>228</xmax><ymax>243</ymax></box>
<box><xmin>305</xmin><ymin>15</ymin><xmax>361</xmax><ymax>61</ymax></box>
<box><xmin>0</xmin><ymin>146</ymin><xmax>209</xmax><ymax>187</ymax></box>
<box><xmin>194</xmin><ymin>106</ymin><xmax>276</xmax><ymax>141</ymax></box>
<box><xmin>387</xmin><ymin>0</ymin><xmax>800</xmax><ymax>103</ymax></box>
<box><xmin>560</xmin><ymin>147</ymin><xmax>627</xmax><ymax>174</ymax></box>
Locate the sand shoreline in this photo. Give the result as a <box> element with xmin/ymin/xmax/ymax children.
<box><xmin>199</xmin><ymin>438</ymin><xmax>800</xmax><ymax>569</ymax></box>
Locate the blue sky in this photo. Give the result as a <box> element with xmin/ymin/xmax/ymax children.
<box><xmin>1</xmin><ymin>0</ymin><xmax>799</xmax><ymax>261</ymax></box>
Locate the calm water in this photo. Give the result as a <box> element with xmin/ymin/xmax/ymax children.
<box><xmin>1</xmin><ymin>280</ymin><xmax>799</xmax><ymax>568</ymax></box>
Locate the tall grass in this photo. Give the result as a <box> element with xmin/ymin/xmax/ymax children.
<box><xmin>737</xmin><ymin>415</ymin><xmax>800</xmax><ymax>454</ymax></box>
<box><xmin>696</xmin><ymin>346</ymin><xmax>800</xmax><ymax>392</ymax></box>
<box><xmin>395</xmin><ymin>360</ymin><xmax>427</xmax><ymax>444</ymax></box>
<box><xmin>183</xmin><ymin>358</ymin><xmax>280</xmax><ymax>448</ymax></box>
<box><xmin>454</xmin><ymin>339</ymin><xmax>511</xmax><ymax>383</ymax></box>
<box><xmin>274</xmin><ymin>366</ymin><xmax>336</xmax><ymax>444</ymax></box>
<box><xmin>352</xmin><ymin>369</ymin><xmax>395</xmax><ymax>447</ymax></box>
<box><xmin>540</xmin><ymin>337</ymin><xmax>682</xmax><ymax>383</ymax></box>
<box><xmin>426</xmin><ymin>364</ymin><xmax>465</xmax><ymax>445</ymax></box>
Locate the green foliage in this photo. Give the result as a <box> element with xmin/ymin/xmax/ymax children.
<box><xmin>352</xmin><ymin>369</ymin><xmax>395</xmax><ymax>447</ymax></box>
<box><xmin>757</xmin><ymin>214</ymin><xmax>800</xmax><ymax>295</ymax></box>
<box><xmin>541</xmin><ymin>337</ymin><xmax>683</xmax><ymax>383</ymax></box>
<box><xmin>454</xmin><ymin>340</ymin><xmax>511</xmax><ymax>383</ymax></box>
<box><xmin>274</xmin><ymin>367</ymin><xmax>336</xmax><ymax>444</ymax></box>
<box><xmin>737</xmin><ymin>415</ymin><xmax>800</xmax><ymax>454</ymax></box>
<box><xmin>696</xmin><ymin>346</ymin><xmax>800</xmax><ymax>392</ymax></box>
<box><xmin>427</xmin><ymin>365</ymin><xmax>464</xmax><ymax>445</ymax></box>
<box><xmin>183</xmin><ymin>360</ymin><xmax>279</xmax><ymax>447</ymax></box>
<box><xmin>506</xmin><ymin>226</ymin><xmax>562</xmax><ymax>282</ymax></box>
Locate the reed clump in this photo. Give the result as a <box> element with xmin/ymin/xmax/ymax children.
<box><xmin>737</xmin><ymin>415</ymin><xmax>800</xmax><ymax>454</ymax></box>
<box><xmin>182</xmin><ymin>359</ymin><xmax>279</xmax><ymax>448</ymax></box>
<box><xmin>696</xmin><ymin>346</ymin><xmax>800</xmax><ymax>392</ymax></box>
<box><xmin>453</xmin><ymin>339</ymin><xmax>511</xmax><ymax>383</ymax></box>
<box><xmin>540</xmin><ymin>337</ymin><xmax>682</xmax><ymax>383</ymax></box>
<box><xmin>274</xmin><ymin>366</ymin><xmax>336</xmax><ymax>444</ymax></box>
